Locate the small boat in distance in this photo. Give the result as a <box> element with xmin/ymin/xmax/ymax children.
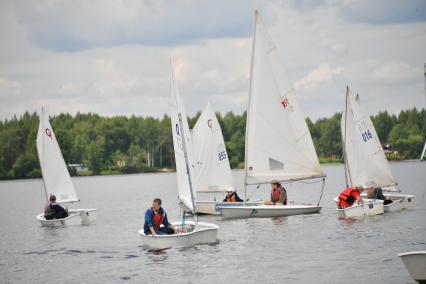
<box><xmin>138</xmin><ymin>61</ymin><xmax>218</xmax><ymax>249</ymax></box>
<box><xmin>36</xmin><ymin>107</ymin><xmax>96</xmax><ymax>226</ymax></box>
<box><xmin>398</xmin><ymin>251</ymin><xmax>426</xmax><ymax>283</ymax></box>
<box><xmin>219</xmin><ymin>11</ymin><xmax>326</xmax><ymax>219</ymax></box>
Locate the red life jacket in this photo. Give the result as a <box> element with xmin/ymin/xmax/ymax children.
<box><xmin>271</xmin><ymin>189</ymin><xmax>281</xmax><ymax>202</ymax></box>
<box><xmin>152</xmin><ymin>210</ymin><xmax>164</xmax><ymax>229</ymax></box>
<box><xmin>225</xmin><ymin>195</ymin><xmax>237</xmax><ymax>202</ymax></box>
<box><xmin>338</xmin><ymin>187</ymin><xmax>359</xmax><ymax>207</ymax></box>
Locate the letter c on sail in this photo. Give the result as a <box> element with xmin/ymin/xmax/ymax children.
<box><xmin>45</xmin><ymin>128</ymin><xmax>52</xmax><ymax>139</ymax></box>
<box><xmin>175</xmin><ymin>123</ymin><xmax>180</xmax><ymax>136</ymax></box>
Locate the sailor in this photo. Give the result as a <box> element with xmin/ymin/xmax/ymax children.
<box><xmin>144</xmin><ymin>198</ymin><xmax>176</xmax><ymax>236</ymax></box>
<box><xmin>44</xmin><ymin>194</ymin><xmax>69</xmax><ymax>220</ymax></box>
<box><xmin>263</xmin><ymin>181</ymin><xmax>287</xmax><ymax>205</ymax></box>
<box><xmin>337</xmin><ymin>186</ymin><xmax>365</xmax><ymax>208</ymax></box>
<box><xmin>366</xmin><ymin>186</ymin><xmax>393</xmax><ymax>205</ymax></box>
<box><xmin>223</xmin><ymin>187</ymin><xmax>243</xmax><ymax>202</ymax></box>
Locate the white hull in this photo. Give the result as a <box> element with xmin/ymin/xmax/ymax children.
<box><xmin>360</xmin><ymin>193</ymin><xmax>415</xmax><ymax>212</ymax></box>
<box><xmin>219</xmin><ymin>204</ymin><xmax>321</xmax><ymax>219</ymax></box>
<box><xmin>398</xmin><ymin>251</ymin><xmax>426</xmax><ymax>283</ymax></box>
<box><xmin>384</xmin><ymin>193</ymin><xmax>415</xmax><ymax>209</ymax></box>
<box><xmin>336</xmin><ymin>199</ymin><xmax>384</xmax><ymax>217</ymax></box>
<box><xmin>196</xmin><ymin>200</ymin><xmax>261</xmax><ymax>215</ymax></box>
<box><xmin>36</xmin><ymin>209</ymin><xmax>96</xmax><ymax>227</ymax></box>
<box><xmin>138</xmin><ymin>221</ymin><xmax>218</xmax><ymax>249</ymax></box>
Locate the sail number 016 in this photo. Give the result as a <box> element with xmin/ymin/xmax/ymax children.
<box><xmin>362</xmin><ymin>130</ymin><xmax>373</xmax><ymax>142</ymax></box>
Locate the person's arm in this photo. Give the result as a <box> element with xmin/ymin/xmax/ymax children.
<box><xmin>163</xmin><ymin>212</ymin><xmax>176</xmax><ymax>231</ymax></box>
<box><xmin>354</xmin><ymin>191</ymin><xmax>364</xmax><ymax>204</ymax></box>
<box><xmin>144</xmin><ymin>210</ymin><xmax>157</xmax><ymax>236</ymax></box>
<box><xmin>223</xmin><ymin>196</ymin><xmax>228</xmax><ymax>202</ymax></box>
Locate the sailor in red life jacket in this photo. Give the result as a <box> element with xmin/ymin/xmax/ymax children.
<box><xmin>337</xmin><ymin>186</ymin><xmax>365</xmax><ymax>208</ymax></box>
<box><xmin>223</xmin><ymin>187</ymin><xmax>243</xmax><ymax>202</ymax></box>
<box><xmin>143</xmin><ymin>198</ymin><xmax>176</xmax><ymax>236</ymax></box>
<box><xmin>263</xmin><ymin>181</ymin><xmax>287</xmax><ymax>205</ymax></box>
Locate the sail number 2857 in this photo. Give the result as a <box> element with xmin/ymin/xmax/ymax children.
<box><xmin>362</xmin><ymin>130</ymin><xmax>373</xmax><ymax>142</ymax></box>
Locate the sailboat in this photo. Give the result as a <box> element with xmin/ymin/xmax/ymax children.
<box><xmin>36</xmin><ymin>108</ymin><xmax>96</xmax><ymax>226</ymax></box>
<box><xmin>192</xmin><ymin>103</ymin><xmax>259</xmax><ymax>215</ymax></box>
<box><xmin>338</xmin><ymin>87</ymin><xmax>414</xmax><ymax>217</ymax></box>
<box><xmin>398</xmin><ymin>251</ymin><xmax>426</xmax><ymax>283</ymax></box>
<box><xmin>138</xmin><ymin>62</ymin><xmax>218</xmax><ymax>249</ymax></box>
<box><xmin>218</xmin><ymin>11</ymin><xmax>326</xmax><ymax>219</ymax></box>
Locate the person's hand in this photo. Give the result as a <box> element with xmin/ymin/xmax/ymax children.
<box><xmin>358</xmin><ymin>199</ymin><xmax>364</xmax><ymax>205</ymax></box>
<box><xmin>152</xmin><ymin>232</ymin><xmax>157</xmax><ymax>236</ymax></box>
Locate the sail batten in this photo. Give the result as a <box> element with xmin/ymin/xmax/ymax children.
<box><xmin>36</xmin><ymin>108</ymin><xmax>79</xmax><ymax>204</ymax></box>
<box><xmin>341</xmin><ymin>89</ymin><xmax>398</xmax><ymax>190</ymax></box>
<box><xmin>245</xmin><ymin>11</ymin><xmax>322</xmax><ymax>185</ymax></box>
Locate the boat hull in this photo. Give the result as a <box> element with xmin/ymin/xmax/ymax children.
<box><xmin>398</xmin><ymin>251</ymin><xmax>426</xmax><ymax>283</ymax></box>
<box><xmin>384</xmin><ymin>193</ymin><xmax>415</xmax><ymax>209</ymax></box>
<box><xmin>336</xmin><ymin>199</ymin><xmax>384</xmax><ymax>217</ymax></box>
<box><xmin>219</xmin><ymin>204</ymin><xmax>321</xmax><ymax>219</ymax></box>
<box><xmin>138</xmin><ymin>221</ymin><xmax>218</xmax><ymax>249</ymax></box>
<box><xmin>195</xmin><ymin>200</ymin><xmax>261</xmax><ymax>215</ymax></box>
<box><xmin>36</xmin><ymin>209</ymin><xmax>96</xmax><ymax>227</ymax></box>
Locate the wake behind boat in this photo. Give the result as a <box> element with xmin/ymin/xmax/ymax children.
<box><xmin>36</xmin><ymin>108</ymin><xmax>96</xmax><ymax>226</ymax></box>
<box><xmin>138</xmin><ymin>61</ymin><xmax>218</xmax><ymax>249</ymax></box>
<box><xmin>219</xmin><ymin>11</ymin><xmax>325</xmax><ymax>219</ymax></box>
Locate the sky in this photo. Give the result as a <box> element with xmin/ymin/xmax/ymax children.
<box><xmin>0</xmin><ymin>0</ymin><xmax>425</xmax><ymax>121</ymax></box>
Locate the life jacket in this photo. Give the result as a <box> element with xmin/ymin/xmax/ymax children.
<box><xmin>271</xmin><ymin>188</ymin><xmax>281</xmax><ymax>202</ymax></box>
<box><xmin>152</xmin><ymin>210</ymin><xmax>165</xmax><ymax>229</ymax></box>
<box><xmin>225</xmin><ymin>193</ymin><xmax>237</xmax><ymax>202</ymax></box>
<box><xmin>44</xmin><ymin>202</ymin><xmax>56</xmax><ymax>217</ymax></box>
<box><xmin>338</xmin><ymin>187</ymin><xmax>359</xmax><ymax>207</ymax></box>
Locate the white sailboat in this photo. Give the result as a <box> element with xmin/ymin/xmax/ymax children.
<box><xmin>192</xmin><ymin>103</ymin><xmax>259</xmax><ymax>215</ymax></box>
<box><xmin>398</xmin><ymin>251</ymin><xmax>426</xmax><ymax>283</ymax></box>
<box><xmin>219</xmin><ymin>11</ymin><xmax>325</xmax><ymax>219</ymax></box>
<box><xmin>338</xmin><ymin>87</ymin><xmax>414</xmax><ymax>217</ymax></box>
<box><xmin>138</xmin><ymin>62</ymin><xmax>218</xmax><ymax>249</ymax></box>
<box><xmin>36</xmin><ymin>108</ymin><xmax>96</xmax><ymax>226</ymax></box>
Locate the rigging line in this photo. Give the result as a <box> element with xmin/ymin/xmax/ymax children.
<box><xmin>246</xmin><ymin>184</ymin><xmax>261</xmax><ymax>201</ymax></box>
<box><xmin>317</xmin><ymin>178</ymin><xmax>326</xmax><ymax>206</ymax></box>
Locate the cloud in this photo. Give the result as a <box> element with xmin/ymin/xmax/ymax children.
<box><xmin>294</xmin><ymin>63</ymin><xmax>344</xmax><ymax>90</ymax></box>
<box><xmin>371</xmin><ymin>62</ymin><xmax>421</xmax><ymax>84</ymax></box>
<box><xmin>13</xmin><ymin>0</ymin><xmax>257</xmax><ymax>51</ymax></box>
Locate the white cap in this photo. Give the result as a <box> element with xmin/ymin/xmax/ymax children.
<box><xmin>226</xmin><ymin>186</ymin><xmax>235</xmax><ymax>192</ymax></box>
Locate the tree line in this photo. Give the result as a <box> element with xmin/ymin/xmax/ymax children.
<box><xmin>0</xmin><ymin>108</ymin><xmax>424</xmax><ymax>179</ymax></box>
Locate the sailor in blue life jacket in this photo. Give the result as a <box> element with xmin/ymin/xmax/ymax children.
<box><xmin>44</xmin><ymin>194</ymin><xmax>69</xmax><ymax>220</ymax></box>
<box><xmin>144</xmin><ymin>198</ymin><xmax>176</xmax><ymax>236</ymax></box>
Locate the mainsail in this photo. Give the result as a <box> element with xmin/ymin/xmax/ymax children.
<box><xmin>36</xmin><ymin>108</ymin><xmax>79</xmax><ymax>203</ymax></box>
<box><xmin>169</xmin><ymin>62</ymin><xmax>197</xmax><ymax>212</ymax></box>
<box><xmin>341</xmin><ymin>88</ymin><xmax>398</xmax><ymax>190</ymax></box>
<box><xmin>192</xmin><ymin>103</ymin><xmax>234</xmax><ymax>192</ymax></box>
<box><xmin>245</xmin><ymin>11</ymin><xmax>322</xmax><ymax>185</ymax></box>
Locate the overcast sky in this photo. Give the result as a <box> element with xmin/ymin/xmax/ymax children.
<box><xmin>0</xmin><ymin>0</ymin><xmax>425</xmax><ymax>121</ymax></box>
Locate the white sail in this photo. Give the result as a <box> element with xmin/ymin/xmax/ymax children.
<box><xmin>192</xmin><ymin>103</ymin><xmax>234</xmax><ymax>192</ymax></box>
<box><xmin>36</xmin><ymin>108</ymin><xmax>79</xmax><ymax>203</ymax></box>
<box><xmin>245</xmin><ymin>11</ymin><xmax>322</xmax><ymax>185</ymax></box>
<box><xmin>169</xmin><ymin>62</ymin><xmax>197</xmax><ymax>212</ymax></box>
<box><xmin>341</xmin><ymin>88</ymin><xmax>398</xmax><ymax>190</ymax></box>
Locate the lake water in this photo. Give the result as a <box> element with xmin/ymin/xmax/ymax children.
<box><xmin>0</xmin><ymin>162</ymin><xmax>425</xmax><ymax>284</ymax></box>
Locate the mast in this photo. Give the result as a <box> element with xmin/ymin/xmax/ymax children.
<box><xmin>178</xmin><ymin>113</ymin><xmax>197</xmax><ymax>218</ymax></box>
<box><xmin>244</xmin><ymin>10</ymin><xmax>258</xmax><ymax>202</ymax></box>
<box><xmin>342</xmin><ymin>86</ymin><xmax>353</xmax><ymax>187</ymax></box>
<box><xmin>40</xmin><ymin>107</ymin><xmax>48</xmax><ymax>201</ymax></box>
